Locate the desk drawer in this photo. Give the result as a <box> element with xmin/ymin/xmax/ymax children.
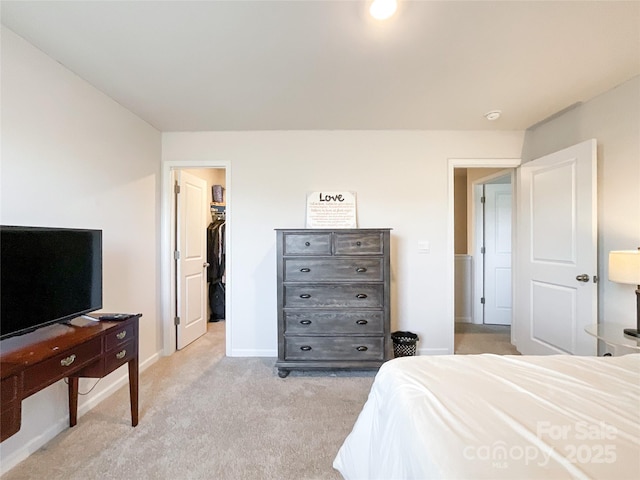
<box><xmin>1</xmin><ymin>375</ymin><xmax>20</xmax><ymax>404</ymax></box>
<box><xmin>1</xmin><ymin>374</ymin><xmax>22</xmax><ymax>441</ymax></box>
<box><xmin>283</xmin><ymin>258</ymin><xmax>383</xmax><ymax>282</ymax></box>
<box><xmin>23</xmin><ymin>337</ymin><xmax>102</xmax><ymax>396</ymax></box>
<box><xmin>105</xmin><ymin>322</ymin><xmax>136</xmax><ymax>350</ymax></box>
<box><xmin>104</xmin><ymin>340</ymin><xmax>136</xmax><ymax>373</ymax></box>
<box><xmin>284</xmin><ymin>285</ymin><xmax>384</xmax><ymax>308</ymax></box>
<box><xmin>284</xmin><ymin>336</ymin><xmax>384</xmax><ymax>361</ymax></box>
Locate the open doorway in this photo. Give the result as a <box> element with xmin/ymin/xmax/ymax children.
<box><xmin>161</xmin><ymin>161</ymin><xmax>230</xmax><ymax>357</ymax></box>
<box><xmin>174</xmin><ymin>168</ymin><xmax>226</xmax><ymax>350</ymax></box>
<box><xmin>451</xmin><ymin>163</ymin><xmax>519</xmax><ymax>355</ymax></box>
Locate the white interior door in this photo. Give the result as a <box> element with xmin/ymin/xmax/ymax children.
<box><xmin>176</xmin><ymin>170</ymin><xmax>208</xmax><ymax>350</ymax></box>
<box><xmin>484</xmin><ymin>183</ymin><xmax>512</xmax><ymax>325</ymax></box>
<box><xmin>515</xmin><ymin>139</ymin><xmax>597</xmax><ymax>355</ymax></box>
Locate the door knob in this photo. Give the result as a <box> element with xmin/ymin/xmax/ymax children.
<box><xmin>203</xmin><ymin>262</ymin><xmax>210</xmax><ymax>268</ymax></box>
<box><xmin>576</xmin><ymin>274</ymin><xmax>590</xmax><ymax>282</ymax></box>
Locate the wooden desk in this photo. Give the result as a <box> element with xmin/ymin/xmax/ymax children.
<box><xmin>0</xmin><ymin>314</ymin><xmax>140</xmax><ymax>442</ymax></box>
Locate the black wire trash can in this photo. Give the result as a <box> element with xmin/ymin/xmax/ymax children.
<box><xmin>391</xmin><ymin>331</ymin><xmax>419</xmax><ymax>357</ymax></box>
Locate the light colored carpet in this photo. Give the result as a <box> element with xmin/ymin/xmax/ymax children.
<box><xmin>454</xmin><ymin>322</ymin><xmax>520</xmax><ymax>355</ymax></box>
<box><xmin>2</xmin><ymin>323</ymin><xmax>374</xmax><ymax>480</ymax></box>
<box><xmin>4</xmin><ymin>322</ymin><xmax>519</xmax><ymax>479</ymax></box>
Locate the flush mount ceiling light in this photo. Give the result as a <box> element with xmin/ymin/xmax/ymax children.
<box><xmin>484</xmin><ymin>110</ymin><xmax>502</xmax><ymax>121</ymax></box>
<box><xmin>370</xmin><ymin>0</ymin><xmax>398</xmax><ymax>20</ymax></box>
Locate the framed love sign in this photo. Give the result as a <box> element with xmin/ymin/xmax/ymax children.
<box><xmin>306</xmin><ymin>191</ymin><xmax>357</xmax><ymax>228</ymax></box>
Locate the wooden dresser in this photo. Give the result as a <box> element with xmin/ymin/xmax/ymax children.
<box><xmin>0</xmin><ymin>314</ymin><xmax>140</xmax><ymax>442</ymax></box>
<box><xmin>275</xmin><ymin>229</ymin><xmax>391</xmax><ymax>377</ymax></box>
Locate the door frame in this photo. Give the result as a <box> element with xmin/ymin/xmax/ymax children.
<box><xmin>161</xmin><ymin>160</ymin><xmax>231</xmax><ymax>356</ymax></box>
<box><xmin>448</xmin><ymin>158</ymin><xmax>520</xmax><ymax>353</ymax></box>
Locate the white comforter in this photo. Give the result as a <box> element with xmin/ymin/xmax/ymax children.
<box><xmin>333</xmin><ymin>354</ymin><xmax>640</xmax><ymax>479</ymax></box>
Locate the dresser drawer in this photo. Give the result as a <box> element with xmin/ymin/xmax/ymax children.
<box><xmin>284</xmin><ymin>310</ymin><xmax>384</xmax><ymax>334</ymax></box>
<box><xmin>23</xmin><ymin>337</ymin><xmax>102</xmax><ymax>396</ymax></box>
<box><xmin>334</xmin><ymin>232</ymin><xmax>384</xmax><ymax>255</ymax></box>
<box><xmin>284</xmin><ymin>258</ymin><xmax>383</xmax><ymax>282</ymax></box>
<box><xmin>284</xmin><ymin>285</ymin><xmax>384</xmax><ymax>308</ymax></box>
<box><xmin>105</xmin><ymin>322</ymin><xmax>136</xmax><ymax>350</ymax></box>
<box><xmin>283</xmin><ymin>233</ymin><xmax>331</xmax><ymax>255</ymax></box>
<box><xmin>284</xmin><ymin>336</ymin><xmax>384</xmax><ymax>361</ymax></box>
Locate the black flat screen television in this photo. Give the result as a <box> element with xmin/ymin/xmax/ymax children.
<box><xmin>0</xmin><ymin>226</ymin><xmax>102</xmax><ymax>340</ymax></box>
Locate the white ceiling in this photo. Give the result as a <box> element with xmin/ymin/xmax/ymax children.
<box><xmin>2</xmin><ymin>1</ymin><xmax>639</xmax><ymax>132</ymax></box>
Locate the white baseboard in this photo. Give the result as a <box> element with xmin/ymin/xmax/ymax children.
<box><xmin>76</xmin><ymin>350</ymin><xmax>160</xmax><ymax>418</ymax></box>
<box><xmin>0</xmin><ymin>416</ymin><xmax>68</xmax><ymax>475</ymax></box>
<box><xmin>228</xmin><ymin>348</ymin><xmax>277</xmax><ymax>357</ymax></box>
<box><xmin>0</xmin><ymin>350</ymin><xmax>162</xmax><ymax>475</ymax></box>
<box><xmin>417</xmin><ymin>347</ymin><xmax>451</xmax><ymax>355</ymax></box>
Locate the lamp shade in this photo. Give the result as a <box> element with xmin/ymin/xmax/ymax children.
<box><xmin>608</xmin><ymin>250</ymin><xmax>640</xmax><ymax>285</ymax></box>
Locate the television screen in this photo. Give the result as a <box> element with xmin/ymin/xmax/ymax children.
<box><xmin>0</xmin><ymin>226</ymin><xmax>102</xmax><ymax>340</ymax></box>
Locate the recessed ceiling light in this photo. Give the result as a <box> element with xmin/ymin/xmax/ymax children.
<box><xmin>484</xmin><ymin>110</ymin><xmax>502</xmax><ymax>121</ymax></box>
<box><xmin>370</xmin><ymin>0</ymin><xmax>397</xmax><ymax>20</ymax></box>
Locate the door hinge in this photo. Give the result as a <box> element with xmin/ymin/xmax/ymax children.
<box><xmin>480</xmin><ymin>297</ymin><xmax>485</xmax><ymax>304</ymax></box>
<box><xmin>174</xmin><ymin>250</ymin><xmax>180</xmax><ymax>260</ymax></box>
<box><xmin>174</xmin><ymin>183</ymin><xmax>181</xmax><ymax>194</ymax></box>
<box><xmin>480</xmin><ymin>246</ymin><xmax>486</xmax><ymax>254</ymax></box>
<box><xmin>174</xmin><ymin>316</ymin><xmax>181</xmax><ymax>326</ymax></box>
<box><xmin>480</xmin><ymin>196</ymin><xmax>486</xmax><ymax>204</ymax></box>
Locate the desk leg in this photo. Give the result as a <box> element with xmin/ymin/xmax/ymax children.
<box><xmin>128</xmin><ymin>356</ymin><xmax>139</xmax><ymax>427</ymax></box>
<box><xmin>68</xmin><ymin>377</ymin><xmax>79</xmax><ymax>427</ymax></box>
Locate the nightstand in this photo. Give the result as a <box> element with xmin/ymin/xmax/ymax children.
<box><xmin>584</xmin><ymin>323</ymin><xmax>640</xmax><ymax>356</ymax></box>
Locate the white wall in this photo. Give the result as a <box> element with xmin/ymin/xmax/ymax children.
<box><xmin>0</xmin><ymin>27</ymin><xmax>162</xmax><ymax>471</ymax></box>
<box><xmin>521</xmin><ymin>76</ymin><xmax>640</xmax><ymax>332</ymax></box>
<box><xmin>162</xmin><ymin>130</ymin><xmax>525</xmax><ymax>356</ymax></box>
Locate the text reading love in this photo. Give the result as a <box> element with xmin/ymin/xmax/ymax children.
<box><xmin>319</xmin><ymin>193</ymin><xmax>344</xmax><ymax>202</ymax></box>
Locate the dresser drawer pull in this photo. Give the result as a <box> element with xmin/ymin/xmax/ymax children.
<box><xmin>305</xmin><ymin>241</ymin><xmax>311</xmax><ymax>246</ymax></box>
<box><xmin>116</xmin><ymin>331</ymin><xmax>127</xmax><ymax>340</ymax></box>
<box><xmin>356</xmin><ymin>319</ymin><xmax>368</xmax><ymax>325</ymax></box>
<box><xmin>300</xmin><ymin>346</ymin><xmax>312</xmax><ymax>351</ymax></box>
<box><xmin>60</xmin><ymin>354</ymin><xmax>76</xmax><ymax>367</ymax></box>
<box><xmin>299</xmin><ymin>268</ymin><xmax>311</xmax><ymax>273</ymax></box>
<box><xmin>356</xmin><ymin>346</ymin><xmax>368</xmax><ymax>352</ymax></box>
<box><xmin>300</xmin><ymin>294</ymin><xmax>311</xmax><ymax>299</ymax></box>
<box><xmin>356</xmin><ymin>294</ymin><xmax>368</xmax><ymax>299</ymax></box>
<box><xmin>355</xmin><ymin>267</ymin><xmax>367</xmax><ymax>273</ymax></box>
<box><xmin>116</xmin><ymin>350</ymin><xmax>127</xmax><ymax>360</ymax></box>
<box><xmin>356</xmin><ymin>241</ymin><xmax>362</xmax><ymax>246</ymax></box>
<box><xmin>299</xmin><ymin>320</ymin><xmax>312</xmax><ymax>325</ymax></box>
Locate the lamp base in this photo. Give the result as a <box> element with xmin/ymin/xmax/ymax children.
<box><xmin>629</xmin><ymin>287</ymin><xmax>640</xmax><ymax>338</ymax></box>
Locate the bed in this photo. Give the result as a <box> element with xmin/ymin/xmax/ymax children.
<box><xmin>333</xmin><ymin>354</ymin><xmax>640</xmax><ymax>479</ymax></box>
